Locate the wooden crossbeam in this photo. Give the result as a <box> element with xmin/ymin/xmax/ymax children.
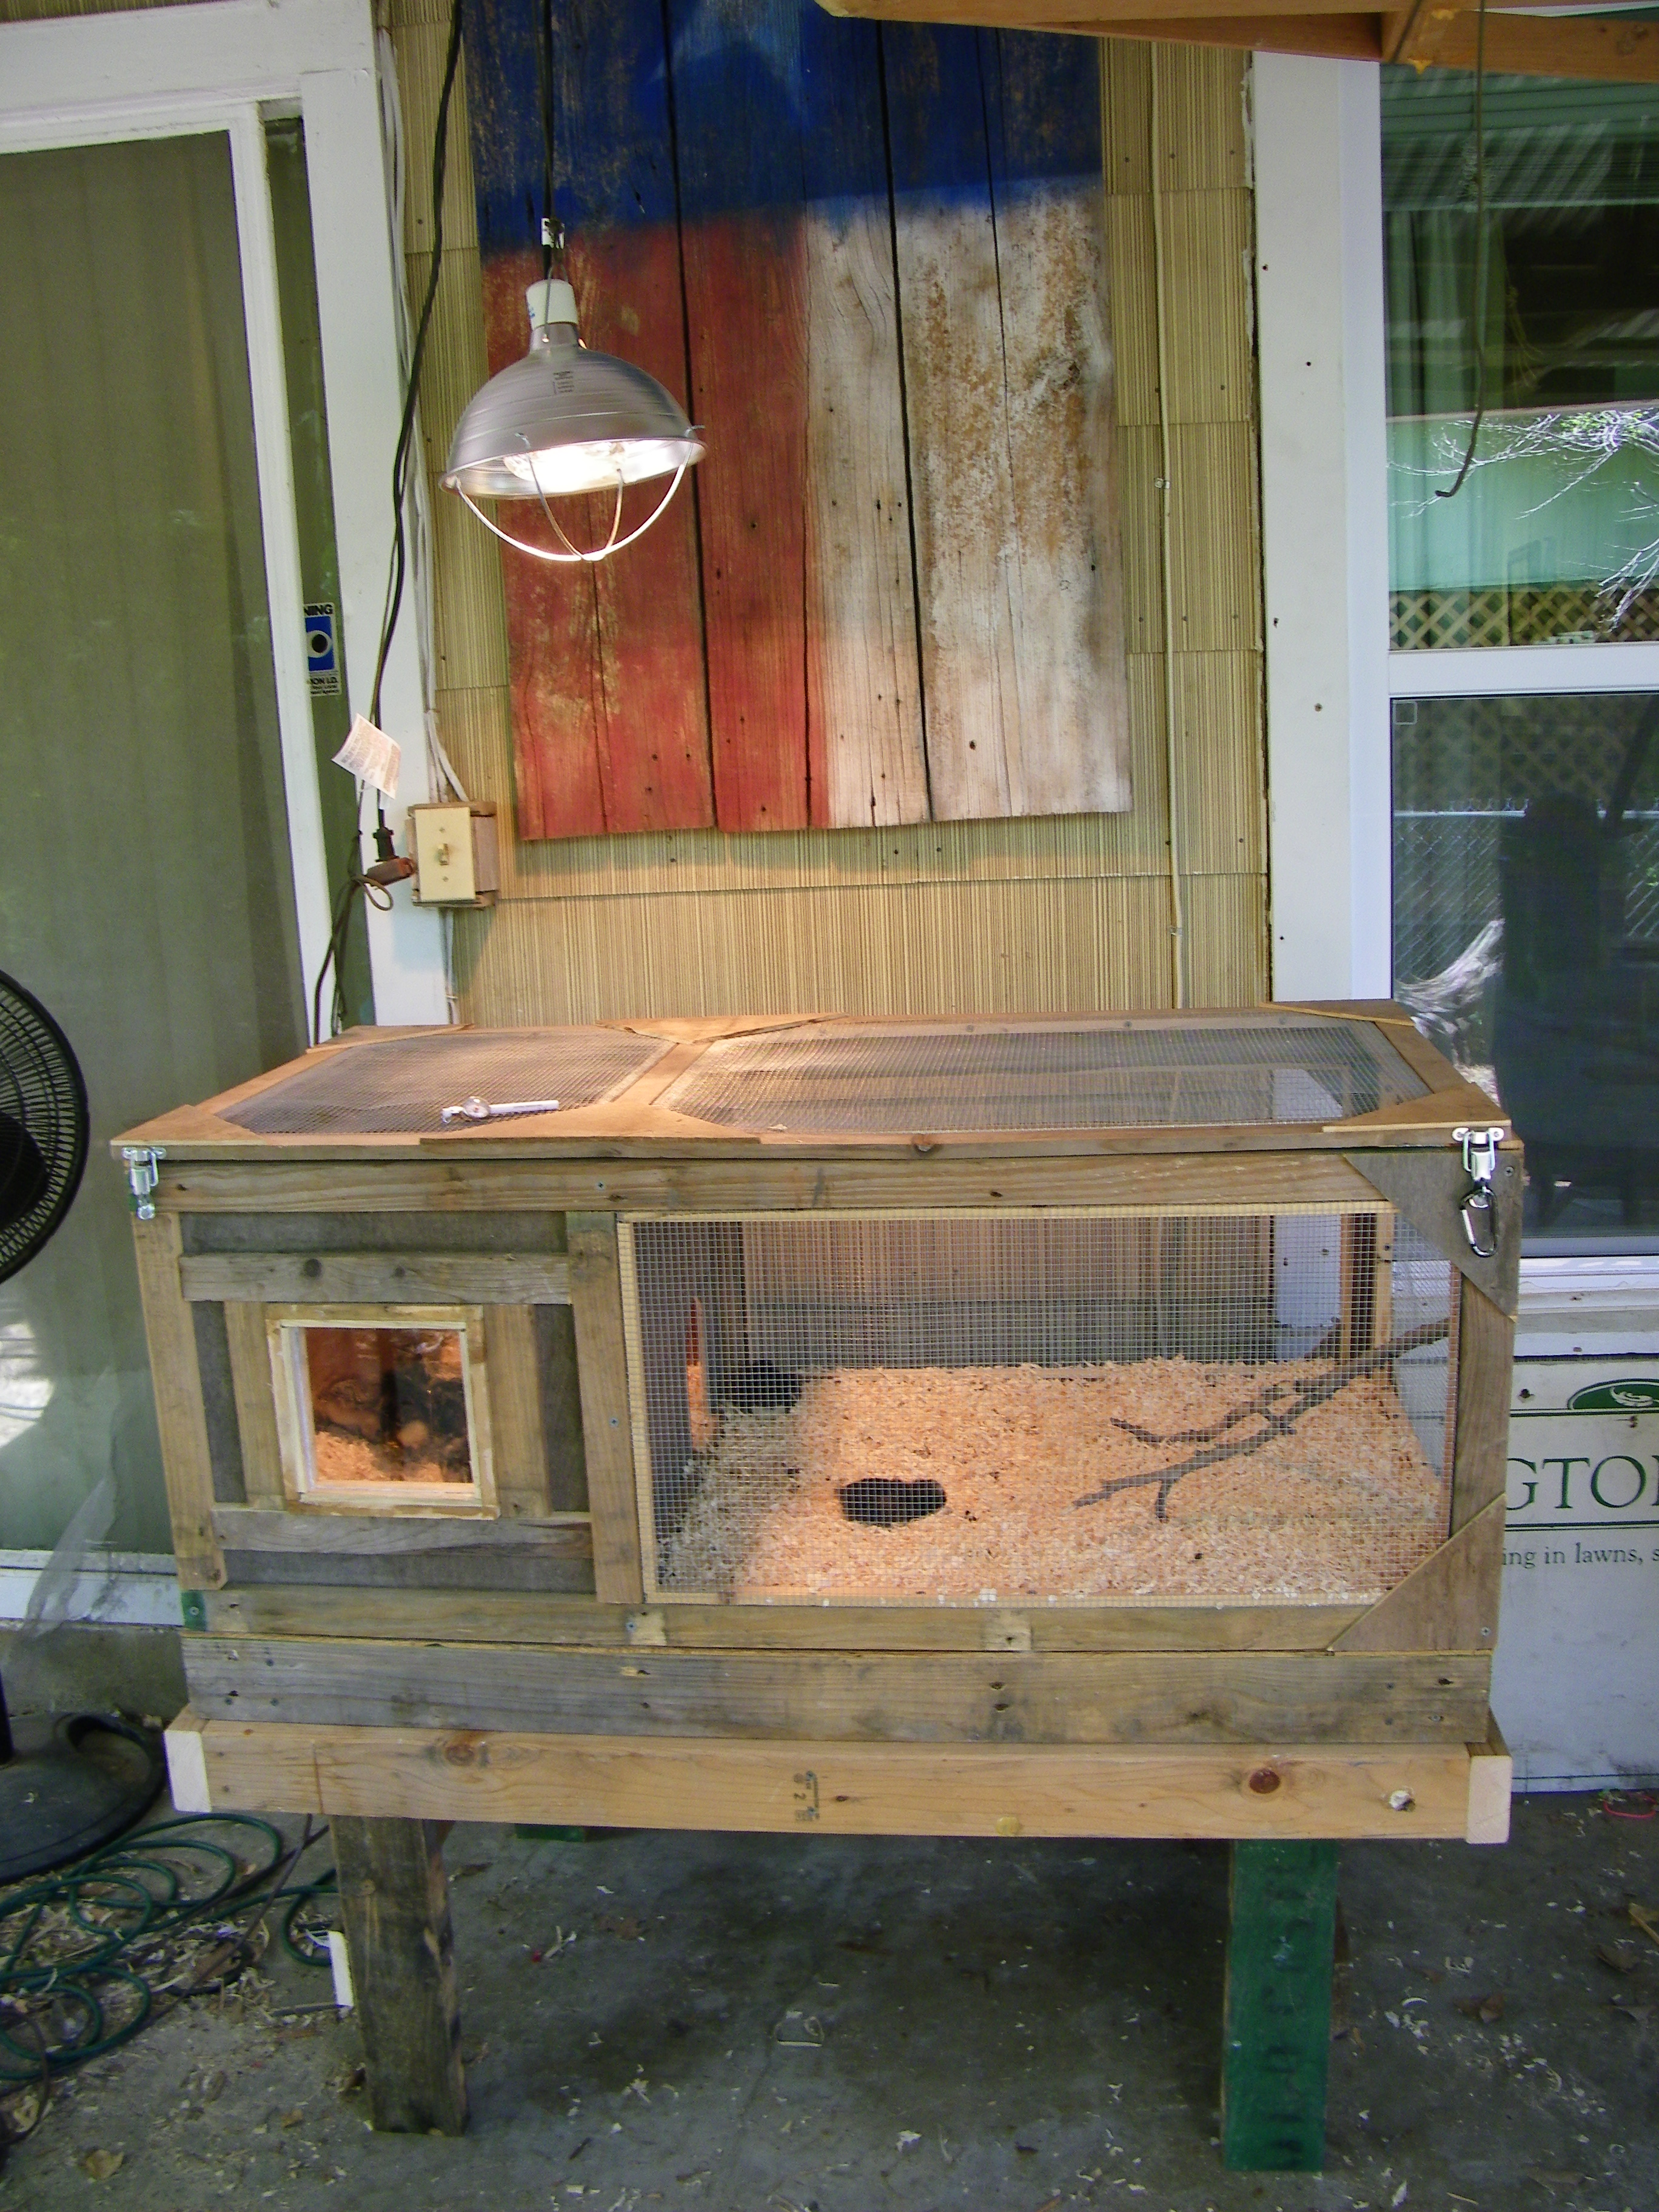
<box><xmin>1085</xmin><ymin>11</ymin><xmax>1382</xmax><ymax>52</ymax></box>
<box><xmin>817</xmin><ymin>0</ymin><xmax>1659</xmax><ymax>82</ymax></box>
<box><xmin>166</xmin><ymin>1709</ymin><xmax>1513</xmax><ymax>1841</ymax></box>
<box><xmin>1406</xmin><ymin>8</ymin><xmax>1659</xmax><ymax>81</ymax></box>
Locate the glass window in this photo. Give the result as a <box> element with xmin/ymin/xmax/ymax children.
<box><xmin>1392</xmin><ymin>691</ymin><xmax>1659</xmax><ymax>1242</ymax></box>
<box><xmin>1385</xmin><ymin>67</ymin><xmax>1659</xmax><ymax>649</ymax></box>
<box><xmin>271</xmin><ymin>1312</ymin><xmax>495</xmax><ymax>1510</ymax></box>
<box><xmin>0</xmin><ymin>132</ymin><xmax>307</xmax><ymax>1556</ymax></box>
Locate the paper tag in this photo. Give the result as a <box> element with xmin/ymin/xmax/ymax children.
<box><xmin>332</xmin><ymin>714</ymin><xmax>400</xmax><ymax>798</ymax></box>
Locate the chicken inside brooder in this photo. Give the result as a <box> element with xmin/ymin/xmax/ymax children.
<box><xmin>302</xmin><ymin>1326</ymin><xmax>472</xmax><ymax>1486</ymax></box>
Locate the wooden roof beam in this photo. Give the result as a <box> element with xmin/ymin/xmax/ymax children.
<box><xmin>1394</xmin><ymin>6</ymin><xmax>1659</xmax><ymax>81</ymax></box>
<box><xmin>820</xmin><ymin>0</ymin><xmax>1659</xmax><ymax>81</ymax></box>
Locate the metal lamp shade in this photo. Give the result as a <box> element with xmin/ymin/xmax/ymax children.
<box><xmin>441</xmin><ymin>284</ymin><xmax>703</xmax><ymax>501</ymax></box>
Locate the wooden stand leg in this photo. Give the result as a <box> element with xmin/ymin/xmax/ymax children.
<box><xmin>1221</xmin><ymin>1840</ymin><xmax>1338</xmax><ymax>2173</ymax></box>
<box><xmin>332</xmin><ymin>1815</ymin><xmax>468</xmax><ymax>2136</ymax></box>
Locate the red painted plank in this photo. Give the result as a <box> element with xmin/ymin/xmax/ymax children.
<box><xmin>481</xmin><ymin>240</ymin><xmax>713</xmax><ymax>840</ymax></box>
<box><xmin>568</xmin><ymin>230</ymin><xmax>714</xmax><ymax>835</ymax></box>
<box><xmin>680</xmin><ymin>211</ymin><xmax>810</xmax><ymax>833</ymax></box>
<box><xmin>481</xmin><ymin>248</ymin><xmax>607</xmax><ymax>842</ymax></box>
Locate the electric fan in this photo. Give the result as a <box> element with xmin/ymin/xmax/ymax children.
<box><xmin>0</xmin><ymin>970</ymin><xmax>164</xmax><ymax>1881</ymax></box>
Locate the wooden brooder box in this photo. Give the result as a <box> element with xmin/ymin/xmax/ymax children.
<box><xmin>124</xmin><ymin>1006</ymin><xmax>1517</xmax><ymax>1848</ymax></box>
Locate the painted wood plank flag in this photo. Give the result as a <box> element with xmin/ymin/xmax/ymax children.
<box><xmin>460</xmin><ymin>0</ymin><xmax>1130</xmax><ymax>839</ymax></box>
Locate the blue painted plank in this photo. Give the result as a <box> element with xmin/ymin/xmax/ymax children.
<box><xmin>883</xmin><ymin>20</ymin><xmax>1100</xmax><ymax>201</ymax></box>
<box><xmin>464</xmin><ymin>1</ymin><xmax>1099</xmax><ymax>250</ymax></box>
<box><xmin>987</xmin><ymin>25</ymin><xmax>1103</xmax><ymax>186</ymax></box>
<box><xmin>666</xmin><ymin>0</ymin><xmax>889</xmax><ymax>216</ymax></box>
<box><xmin>882</xmin><ymin>22</ymin><xmax>994</xmax><ymax>203</ymax></box>
<box><xmin>463</xmin><ymin>0</ymin><xmax>677</xmax><ymax>255</ymax></box>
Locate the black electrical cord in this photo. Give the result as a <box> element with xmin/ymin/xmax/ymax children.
<box><xmin>367</xmin><ymin>0</ymin><xmax>464</xmax><ymax>732</ymax></box>
<box><xmin>311</xmin><ymin>856</ymin><xmax>400</xmax><ymax>1048</ymax></box>
<box><xmin>537</xmin><ymin>0</ymin><xmax>558</xmax><ymax>279</ymax></box>
<box><xmin>311</xmin><ymin>0</ymin><xmax>463</xmax><ymax>1043</ymax></box>
<box><xmin>1436</xmin><ymin>0</ymin><xmax>1490</xmax><ymax>504</ymax></box>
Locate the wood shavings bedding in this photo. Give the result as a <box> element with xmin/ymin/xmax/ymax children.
<box><xmin>654</xmin><ymin>1357</ymin><xmax>1449</xmax><ymax>1603</ymax></box>
<box><xmin>311</xmin><ymin>1432</ymin><xmax>470</xmax><ymax>1486</ymax></box>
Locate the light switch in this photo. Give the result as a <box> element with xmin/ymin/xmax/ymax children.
<box><xmin>409</xmin><ymin>803</ymin><xmax>499</xmax><ymax>907</ymax></box>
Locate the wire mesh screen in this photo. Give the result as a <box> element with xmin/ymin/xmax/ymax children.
<box><xmin>624</xmin><ymin>1211</ymin><xmax>1456</xmax><ymax>1606</ymax></box>
<box><xmin>657</xmin><ymin>1021</ymin><xmax>1426</xmax><ymax>1134</ymax></box>
<box><xmin>223</xmin><ymin>1028</ymin><xmax>669</xmax><ymax>1136</ymax></box>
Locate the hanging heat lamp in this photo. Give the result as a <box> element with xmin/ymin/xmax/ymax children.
<box><xmin>440</xmin><ymin>0</ymin><xmax>702</xmax><ymax>565</ymax></box>
<box><xmin>441</xmin><ymin>244</ymin><xmax>704</xmax><ymax>565</ymax></box>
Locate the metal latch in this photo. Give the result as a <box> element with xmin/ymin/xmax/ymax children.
<box><xmin>120</xmin><ymin>1146</ymin><xmax>166</xmax><ymax>1221</ymax></box>
<box><xmin>439</xmin><ymin>1095</ymin><xmax>561</xmax><ymax>1125</ymax></box>
<box><xmin>1453</xmin><ymin>1125</ymin><xmax>1504</xmax><ymax>1259</ymax></box>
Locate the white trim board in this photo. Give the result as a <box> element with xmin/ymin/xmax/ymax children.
<box><xmin>1515</xmin><ymin>1254</ymin><xmax>1659</xmax><ymax>1355</ymax></box>
<box><xmin>0</xmin><ymin>0</ymin><xmax>370</xmax><ymax>126</ymax></box>
<box><xmin>1392</xmin><ymin>643</ymin><xmax>1659</xmax><ymax>696</ymax></box>
<box><xmin>0</xmin><ymin>1551</ymin><xmax>182</xmax><ymax>1631</ymax></box>
<box><xmin>0</xmin><ymin>0</ymin><xmax>446</xmax><ymax>1026</ymax></box>
<box><xmin>1256</xmin><ymin>55</ymin><xmax>1389</xmax><ymax>1001</ymax></box>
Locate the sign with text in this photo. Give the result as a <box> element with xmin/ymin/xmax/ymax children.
<box><xmin>1494</xmin><ymin>1359</ymin><xmax>1659</xmax><ymax>1788</ymax></box>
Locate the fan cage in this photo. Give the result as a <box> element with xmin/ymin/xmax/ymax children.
<box><xmin>0</xmin><ymin>970</ymin><xmax>89</xmax><ymax>1283</ymax></box>
<box><xmin>620</xmin><ymin>1207</ymin><xmax>1458</xmax><ymax>1609</ymax></box>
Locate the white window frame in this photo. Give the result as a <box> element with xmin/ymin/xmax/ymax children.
<box><xmin>0</xmin><ymin>0</ymin><xmax>446</xmax><ymax>1025</ymax></box>
<box><xmin>1258</xmin><ymin>52</ymin><xmax>1659</xmax><ymax>1276</ymax></box>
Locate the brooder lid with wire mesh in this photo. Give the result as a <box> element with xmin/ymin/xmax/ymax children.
<box><xmin>111</xmin><ymin>1007</ymin><xmax>1503</xmax><ymax>1161</ymax></box>
<box><xmin>652</xmin><ymin>1014</ymin><xmax>1431</xmax><ymax>1136</ymax></box>
<box><xmin>215</xmin><ymin>1027</ymin><xmax>672</xmax><ymax>1137</ymax></box>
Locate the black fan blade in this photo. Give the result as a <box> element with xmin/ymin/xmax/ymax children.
<box><xmin>0</xmin><ymin>1111</ymin><xmax>49</xmax><ymax>1230</ymax></box>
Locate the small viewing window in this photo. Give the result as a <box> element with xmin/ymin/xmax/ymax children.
<box><xmin>267</xmin><ymin>1307</ymin><xmax>495</xmax><ymax>1512</ymax></box>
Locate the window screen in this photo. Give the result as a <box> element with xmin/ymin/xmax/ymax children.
<box><xmin>1393</xmin><ymin>689</ymin><xmax>1659</xmax><ymax>1239</ymax></box>
<box><xmin>1385</xmin><ymin>67</ymin><xmax>1659</xmax><ymax>649</ymax></box>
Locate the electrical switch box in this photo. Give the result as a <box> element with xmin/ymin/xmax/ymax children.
<box><xmin>409</xmin><ymin>803</ymin><xmax>499</xmax><ymax>907</ymax></box>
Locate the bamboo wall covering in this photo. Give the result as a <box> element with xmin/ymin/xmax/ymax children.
<box><xmin>460</xmin><ymin>0</ymin><xmax>1130</xmax><ymax>837</ymax></box>
<box><xmin>396</xmin><ymin>9</ymin><xmax>1265</xmax><ymax>1023</ymax></box>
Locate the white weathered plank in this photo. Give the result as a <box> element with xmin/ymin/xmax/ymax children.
<box><xmin>997</xmin><ymin>180</ymin><xmax>1131</xmax><ymax>814</ymax></box>
<box><xmin>804</xmin><ymin>198</ymin><xmax>931</xmax><ymax>829</ymax></box>
<box><xmin>895</xmin><ymin>180</ymin><xmax>1128</xmax><ymax>820</ymax></box>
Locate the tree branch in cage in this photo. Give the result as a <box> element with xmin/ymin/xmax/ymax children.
<box><xmin>1073</xmin><ymin>1318</ymin><xmax>1451</xmax><ymax>1523</ymax></box>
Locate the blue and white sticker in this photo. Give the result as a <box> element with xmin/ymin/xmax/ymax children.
<box><xmin>305</xmin><ymin>602</ymin><xmax>340</xmax><ymax>696</ymax></box>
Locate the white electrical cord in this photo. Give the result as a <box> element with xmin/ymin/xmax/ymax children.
<box><xmin>1148</xmin><ymin>50</ymin><xmax>1188</xmax><ymax>1012</ymax></box>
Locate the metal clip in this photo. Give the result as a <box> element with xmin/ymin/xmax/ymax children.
<box><xmin>439</xmin><ymin>1096</ymin><xmax>561</xmax><ymax>1125</ymax></box>
<box><xmin>1453</xmin><ymin>1124</ymin><xmax>1504</xmax><ymax>1260</ymax></box>
<box><xmin>120</xmin><ymin>1146</ymin><xmax>165</xmax><ymax>1222</ymax></box>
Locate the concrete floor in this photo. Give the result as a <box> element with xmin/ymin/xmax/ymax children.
<box><xmin>3</xmin><ymin>1785</ymin><xmax>1657</xmax><ymax>2212</ymax></box>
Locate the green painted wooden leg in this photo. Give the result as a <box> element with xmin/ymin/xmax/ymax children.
<box><xmin>1221</xmin><ymin>1840</ymin><xmax>1339</xmax><ymax>2173</ymax></box>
